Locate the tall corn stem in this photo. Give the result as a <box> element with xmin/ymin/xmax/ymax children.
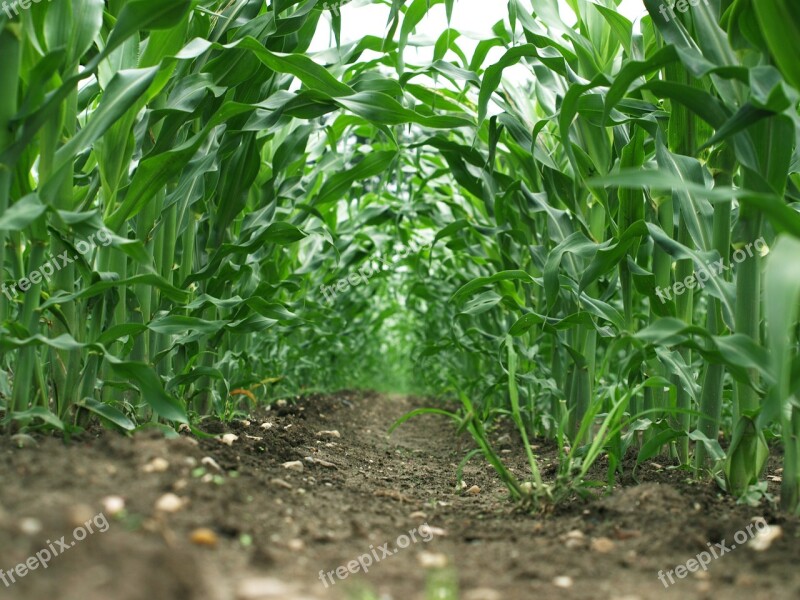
<box><xmin>695</xmin><ymin>155</ymin><xmax>733</xmax><ymax>471</ymax></box>
<box><xmin>0</xmin><ymin>24</ymin><xmax>20</xmax><ymax>331</ymax></box>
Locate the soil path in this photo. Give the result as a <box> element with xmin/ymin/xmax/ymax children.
<box><xmin>0</xmin><ymin>391</ymin><xmax>798</xmax><ymax>599</ymax></box>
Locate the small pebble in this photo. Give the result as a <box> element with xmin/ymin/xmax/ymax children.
<box><xmin>282</xmin><ymin>461</ymin><xmax>304</xmax><ymax>473</ymax></box>
<box><xmin>464</xmin><ymin>590</ymin><xmax>501</xmax><ymax>600</ymax></box>
<box><xmin>155</xmin><ymin>493</ymin><xmax>186</xmax><ymax>513</ymax></box>
<box><xmin>590</xmin><ymin>537</ymin><xmax>616</xmax><ymax>554</ymax></box>
<box><xmin>142</xmin><ymin>457</ymin><xmax>169</xmax><ymax>473</ymax></box>
<box><xmin>102</xmin><ymin>495</ymin><xmax>126</xmax><ymax>515</ymax></box>
<box><xmin>417</xmin><ymin>551</ymin><xmax>448</xmax><ymax>568</ymax></box>
<box><xmin>190</xmin><ymin>528</ymin><xmax>219</xmax><ymax>547</ymax></box>
<box><xmin>553</xmin><ymin>576</ymin><xmax>573</xmax><ymax>589</ymax></box>
<box><xmin>287</xmin><ymin>538</ymin><xmax>305</xmax><ymax>551</ymax></box>
<box><xmin>236</xmin><ymin>578</ymin><xmax>293</xmax><ymax>599</ymax></box>
<box><xmin>220</xmin><ymin>433</ymin><xmax>239</xmax><ymax>446</ymax></box>
<box><xmin>201</xmin><ymin>456</ymin><xmax>223</xmax><ymax>471</ymax></box>
<box><xmin>422</xmin><ymin>525</ymin><xmax>447</xmax><ymax>537</ymax></box>
<box><xmin>317</xmin><ymin>430</ymin><xmax>341</xmax><ymax>438</ymax></box>
<box><xmin>11</xmin><ymin>434</ymin><xmax>37</xmax><ymax>448</ymax></box>
<box><xmin>67</xmin><ymin>504</ymin><xmax>95</xmax><ymax>527</ymax></box>
<box><xmin>750</xmin><ymin>524</ymin><xmax>782</xmax><ymax>551</ymax></box>
<box><xmin>19</xmin><ymin>517</ymin><xmax>42</xmax><ymax>535</ymax></box>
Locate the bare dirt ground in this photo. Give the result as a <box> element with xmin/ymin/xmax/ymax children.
<box><xmin>1</xmin><ymin>390</ymin><xmax>798</xmax><ymax>599</ymax></box>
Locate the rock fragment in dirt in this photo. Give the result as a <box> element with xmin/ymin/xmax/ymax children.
<box><xmin>282</xmin><ymin>460</ymin><xmax>304</xmax><ymax>472</ymax></box>
<box><xmin>287</xmin><ymin>538</ymin><xmax>305</xmax><ymax>551</ymax></box>
<box><xmin>552</xmin><ymin>576</ymin><xmax>573</xmax><ymax>589</ymax></box>
<box><xmin>202</xmin><ymin>456</ymin><xmax>223</xmax><ymax>471</ymax></box>
<box><xmin>236</xmin><ymin>577</ymin><xmax>296</xmax><ymax>599</ymax></box>
<box><xmin>464</xmin><ymin>589</ymin><xmax>501</xmax><ymax>600</ymax></box>
<box><xmin>18</xmin><ymin>517</ymin><xmax>42</xmax><ymax>535</ymax></box>
<box><xmin>696</xmin><ymin>580</ymin><xmax>712</xmax><ymax>593</ymax></box>
<box><xmin>590</xmin><ymin>536</ymin><xmax>616</xmax><ymax>554</ymax></box>
<box><xmin>142</xmin><ymin>457</ymin><xmax>170</xmax><ymax>473</ymax></box>
<box><xmin>11</xmin><ymin>434</ymin><xmax>37</xmax><ymax>448</ymax></box>
<box><xmin>409</xmin><ymin>511</ymin><xmax>427</xmax><ymax>520</ymax></box>
<box><xmin>422</xmin><ymin>525</ymin><xmax>446</xmax><ymax>537</ymax></box>
<box><xmin>261</xmin><ymin>422</ymin><xmax>274</xmax><ymax>430</ymax></box>
<box><xmin>316</xmin><ymin>430</ymin><xmax>341</xmax><ymax>438</ymax></box>
<box><xmin>466</xmin><ymin>485</ymin><xmax>481</xmax><ymax>495</ymax></box>
<box><xmin>314</xmin><ymin>458</ymin><xmax>337</xmax><ymax>469</ymax></box>
<box><xmin>155</xmin><ymin>493</ymin><xmax>187</xmax><ymax>513</ymax></box>
<box><xmin>220</xmin><ymin>433</ymin><xmax>239</xmax><ymax>446</ymax></box>
<box><xmin>271</xmin><ymin>478</ymin><xmax>293</xmax><ymax>490</ymax></box>
<box><xmin>749</xmin><ymin>523</ymin><xmax>782</xmax><ymax>551</ymax></box>
<box><xmin>101</xmin><ymin>495</ymin><xmax>126</xmax><ymax>515</ymax></box>
<box><xmin>417</xmin><ymin>551</ymin><xmax>449</xmax><ymax>568</ymax></box>
<box><xmin>67</xmin><ymin>504</ymin><xmax>96</xmax><ymax>527</ymax></box>
<box><xmin>564</xmin><ymin>529</ymin><xmax>586</xmax><ymax>549</ymax></box>
<box><xmin>190</xmin><ymin>528</ymin><xmax>219</xmax><ymax>548</ymax></box>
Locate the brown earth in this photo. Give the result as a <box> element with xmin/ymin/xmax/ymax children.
<box><xmin>0</xmin><ymin>390</ymin><xmax>798</xmax><ymax>600</ymax></box>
